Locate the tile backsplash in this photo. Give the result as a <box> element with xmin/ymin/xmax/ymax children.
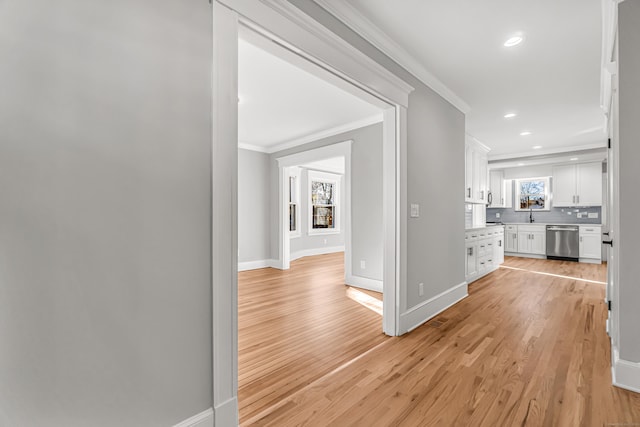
<box><xmin>487</xmin><ymin>206</ymin><xmax>602</xmax><ymax>224</ymax></box>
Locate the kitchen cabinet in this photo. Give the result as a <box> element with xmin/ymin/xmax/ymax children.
<box><xmin>465</xmin><ymin>138</ymin><xmax>490</xmax><ymax>204</ymax></box>
<box><xmin>552</xmin><ymin>162</ymin><xmax>602</xmax><ymax>207</ymax></box>
<box><xmin>517</xmin><ymin>225</ymin><xmax>546</xmax><ymax>255</ymax></box>
<box><xmin>494</xmin><ymin>229</ymin><xmax>505</xmax><ymax>264</ymax></box>
<box><xmin>505</xmin><ymin>225</ymin><xmax>518</xmax><ymax>252</ymax></box>
<box><xmin>489</xmin><ymin>173</ymin><xmax>513</xmax><ymax>208</ymax></box>
<box><xmin>465</xmin><ymin>226</ymin><xmax>504</xmax><ymax>283</ymax></box>
<box><xmin>579</xmin><ymin>225</ymin><xmax>602</xmax><ymax>262</ymax></box>
<box><xmin>488</xmin><ymin>170</ymin><xmax>505</xmax><ymax>207</ymax></box>
<box><xmin>465</xmin><ymin>241</ymin><xmax>478</xmax><ymax>278</ymax></box>
<box><xmin>504</xmin><ymin>179</ymin><xmax>513</xmax><ymax>208</ymax></box>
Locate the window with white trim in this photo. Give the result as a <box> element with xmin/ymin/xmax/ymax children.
<box><xmin>308</xmin><ymin>170</ymin><xmax>340</xmax><ymax>234</ymax></box>
<box><xmin>289</xmin><ymin>169</ymin><xmax>301</xmax><ymax>238</ymax></box>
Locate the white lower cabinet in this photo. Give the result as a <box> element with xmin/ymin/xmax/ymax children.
<box><xmin>516</xmin><ymin>225</ymin><xmax>546</xmax><ymax>255</ymax></box>
<box><xmin>465</xmin><ymin>226</ymin><xmax>504</xmax><ymax>284</ymax></box>
<box><xmin>505</xmin><ymin>223</ymin><xmax>601</xmax><ymax>263</ymax></box>
<box><xmin>505</xmin><ymin>225</ymin><xmax>518</xmax><ymax>252</ymax></box>
<box><xmin>579</xmin><ymin>225</ymin><xmax>602</xmax><ymax>263</ymax></box>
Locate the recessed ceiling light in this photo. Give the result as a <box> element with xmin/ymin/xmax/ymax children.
<box><xmin>504</xmin><ymin>113</ymin><xmax>517</xmax><ymax>119</ymax></box>
<box><xmin>532</xmin><ymin>145</ymin><xmax>542</xmax><ymax>149</ymax></box>
<box><xmin>517</xmin><ymin>163</ymin><xmax>525</xmax><ymax>166</ymax></box>
<box><xmin>504</xmin><ymin>35</ymin><xmax>524</xmax><ymax>47</ymax></box>
<box><xmin>570</xmin><ymin>157</ymin><xmax>579</xmax><ymax>161</ymax></box>
<box><xmin>520</xmin><ymin>131</ymin><xmax>532</xmax><ymax>136</ymax></box>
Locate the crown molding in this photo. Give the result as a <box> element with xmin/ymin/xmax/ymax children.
<box><xmin>240</xmin><ymin>113</ymin><xmax>383</xmax><ymax>154</ymax></box>
<box><xmin>488</xmin><ymin>142</ymin><xmax>608</xmax><ymax>162</ymax></box>
<box><xmin>314</xmin><ymin>0</ymin><xmax>470</xmax><ymax>114</ymax></box>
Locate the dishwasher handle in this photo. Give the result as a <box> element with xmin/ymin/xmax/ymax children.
<box><xmin>547</xmin><ymin>227</ymin><xmax>578</xmax><ymax>231</ymax></box>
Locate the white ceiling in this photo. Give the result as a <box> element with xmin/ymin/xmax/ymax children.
<box><xmin>238</xmin><ymin>37</ymin><xmax>382</xmax><ymax>153</ymax></box>
<box><xmin>332</xmin><ymin>0</ymin><xmax>606</xmax><ymax>159</ymax></box>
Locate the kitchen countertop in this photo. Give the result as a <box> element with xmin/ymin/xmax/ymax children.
<box><xmin>465</xmin><ymin>223</ymin><xmax>602</xmax><ymax>231</ymax></box>
<box><xmin>499</xmin><ymin>222</ymin><xmax>602</xmax><ymax>226</ymax></box>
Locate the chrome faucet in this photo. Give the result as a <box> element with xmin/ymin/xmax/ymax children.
<box><xmin>529</xmin><ymin>208</ymin><xmax>535</xmax><ymax>223</ymax></box>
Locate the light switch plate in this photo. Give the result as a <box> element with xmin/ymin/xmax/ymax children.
<box><xmin>588</xmin><ymin>212</ymin><xmax>599</xmax><ymax>219</ymax></box>
<box><xmin>410</xmin><ymin>203</ymin><xmax>420</xmax><ymax>218</ymax></box>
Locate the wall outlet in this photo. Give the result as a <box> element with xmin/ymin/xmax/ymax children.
<box><xmin>323</xmin><ymin>238</ymin><xmax>327</xmax><ymax>244</ymax></box>
<box><xmin>360</xmin><ymin>260</ymin><xmax>366</xmax><ymax>269</ymax></box>
<box><xmin>588</xmin><ymin>212</ymin><xmax>599</xmax><ymax>219</ymax></box>
<box><xmin>410</xmin><ymin>203</ymin><xmax>420</xmax><ymax>218</ymax></box>
<box><xmin>577</xmin><ymin>212</ymin><xmax>584</xmax><ymax>218</ymax></box>
<box><xmin>418</xmin><ymin>283</ymin><xmax>424</xmax><ymax>297</ymax></box>
<box><xmin>496</xmin><ymin>212</ymin><xmax>501</xmax><ymax>218</ymax></box>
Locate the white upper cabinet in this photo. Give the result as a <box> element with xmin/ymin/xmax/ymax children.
<box><xmin>552</xmin><ymin>162</ymin><xmax>602</xmax><ymax>207</ymax></box>
<box><xmin>552</xmin><ymin>164</ymin><xmax>576</xmax><ymax>206</ymax></box>
<box><xmin>488</xmin><ymin>171</ymin><xmax>512</xmax><ymax>208</ymax></box>
<box><xmin>576</xmin><ymin>163</ymin><xmax>603</xmax><ymax>206</ymax></box>
<box><xmin>465</xmin><ymin>137</ymin><xmax>490</xmax><ymax>204</ymax></box>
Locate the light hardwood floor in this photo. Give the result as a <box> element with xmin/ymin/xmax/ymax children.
<box><xmin>238</xmin><ymin>252</ymin><xmax>387</xmax><ymax>424</ymax></box>
<box><xmin>240</xmin><ymin>254</ymin><xmax>640</xmax><ymax>426</ymax></box>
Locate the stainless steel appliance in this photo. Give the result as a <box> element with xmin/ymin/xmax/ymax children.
<box><xmin>546</xmin><ymin>225</ymin><xmax>579</xmax><ymax>261</ymax></box>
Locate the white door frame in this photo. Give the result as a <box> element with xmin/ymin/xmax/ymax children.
<box><xmin>212</xmin><ymin>0</ymin><xmax>413</xmax><ymax>423</ymax></box>
<box><xmin>276</xmin><ymin>141</ymin><xmax>352</xmax><ymax>271</ymax></box>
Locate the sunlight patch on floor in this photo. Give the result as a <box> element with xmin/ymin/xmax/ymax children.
<box><xmin>346</xmin><ymin>287</ymin><xmax>383</xmax><ymax>316</ymax></box>
<box><xmin>500</xmin><ymin>265</ymin><xmax>607</xmax><ymax>285</ymax></box>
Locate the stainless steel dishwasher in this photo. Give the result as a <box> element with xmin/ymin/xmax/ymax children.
<box><xmin>546</xmin><ymin>225</ymin><xmax>579</xmax><ymax>261</ymax></box>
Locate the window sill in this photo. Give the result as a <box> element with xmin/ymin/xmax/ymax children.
<box><xmin>308</xmin><ymin>229</ymin><xmax>341</xmax><ymax>236</ymax></box>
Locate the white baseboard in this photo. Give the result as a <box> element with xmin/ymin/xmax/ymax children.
<box><xmin>504</xmin><ymin>252</ymin><xmax>546</xmax><ymax>259</ymax></box>
<box><xmin>612</xmin><ymin>347</ymin><xmax>640</xmax><ymax>393</ymax></box>
<box><xmin>399</xmin><ymin>282</ymin><xmax>468</xmax><ymax>335</ymax></box>
<box><xmin>238</xmin><ymin>259</ymin><xmax>277</xmax><ymax>272</ymax></box>
<box><xmin>346</xmin><ymin>274</ymin><xmax>383</xmax><ymax>293</ymax></box>
<box><xmin>173</xmin><ymin>408</ymin><xmax>213</xmax><ymax>427</ymax></box>
<box><xmin>579</xmin><ymin>257</ymin><xmax>602</xmax><ymax>265</ymax></box>
<box><xmin>214</xmin><ymin>397</ymin><xmax>238</xmax><ymax>427</ymax></box>
<box><xmin>290</xmin><ymin>245</ymin><xmax>345</xmax><ymax>262</ymax></box>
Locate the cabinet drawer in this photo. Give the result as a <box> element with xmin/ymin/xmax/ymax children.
<box><xmin>579</xmin><ymin>226</ymin><xmax>601</xmax><ymax>235</ymax></box>
<box><xmin>506</xmin><ymin>225</ymin><xmax>517</xmax><ymax>231</ymax></box>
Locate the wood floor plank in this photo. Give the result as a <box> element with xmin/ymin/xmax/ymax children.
<box><xmin>241</xmin><ymin>255</ymin><xmax>640</xmax><ymax>426</ymax></box>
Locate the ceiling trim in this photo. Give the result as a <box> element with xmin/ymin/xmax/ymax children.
<box><xmin>239</xmin><ymin>113</ymin><xmax>383</xmax><ymax>154</ymax></box>
<box><xmin>488</xmin><ymin>142</ymin><xmax>608</xmax><ymax>161</ymax></box>
<box><xmin>314</xmin><ymin>0</ymin><xmax>471</xmax><ymax>114</ymax></box>
<box><xmin>238</xmin><ymin>142</ymin><xmax>270</xmax><ymax>153</ymax></box>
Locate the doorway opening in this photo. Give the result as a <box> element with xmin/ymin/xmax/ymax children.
<box><xmin>236</xmin><ymin>24</ymin><xmax>392</xmax><ymax>423</ymax></box>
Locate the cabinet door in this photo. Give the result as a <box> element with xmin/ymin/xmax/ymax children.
<box><xmin>489</xmin><ymin>170</ymin><xmax>504</xmax><ymax>207</ymax></box>
<box><xmin>504</xmin><ymin>179</ymin><xmax>513</xmax><ymax>208</ymax></box>
<box><xmin>494</xmin><ymin>236</ymin><xmax>505</xmax><ymax>264</ymax></box>
<box><xmin>576</xmin><ymin>162</ymin><xmax>602</xmax><ymax>206</ymax></box>
<box><xmin>505</xmin><ymin>230</ymin><xmax>518</xmax><ymax>252</ymax></box>
<box><xmin>478</xmin><ymin>152</ymin><xmax>488</xmax><ymax>202</ymax></box>
<box><xmin>552</xmin><ymin>164</ymin><xmax>577</xmax><ymax>207</ymax></box>
<box><xmin>580</xmin><ymin>234</ymin><xmax>601</xmax><ymax>259</ymax></box>
<box><xmin>465</xmin><ymin>144</ymin><xmax>474</xmax><ymax>201</ymax></box>
<box><xmin>466</xmin><ymin>243</ymin><xmax>478</xmax><ymax>278</ymax></box>
<box><xmin>517</xmin><ymin>232</ymin><xmax>531</xmax><ymax>254</ymax></box>
<box><xmin>530</xmin><ymin>230</ymin><xmax>546</xmax><ymax>255</ymax></box>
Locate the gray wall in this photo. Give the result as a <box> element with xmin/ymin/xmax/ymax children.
<box><xmin>271</xmin><ymin>123</ymin><xmax>384</xmax><ymax>282</ymax></box>
<box><xmin>0</xmin><ymin>1</ymin><xmax>212</xmax><ymax>426</ymax></box>
<box><xmin>288</xmin><ymin>0</ymin><xmax>466</xmax><ymax>310</ymax></box>
<box><xmin>618</xmin><ymin>0</ymin><xmax>640</xmax><ymax>363</ymax></box>
<box><xmin>238</xmin><ymin>149</ymin><xmax>271</xmax><ymax>263</ymax></box>
<box><xmin>290</xmin><ymin>168</ymin><xmax>346</xmax><ymax>256</ymax></box>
